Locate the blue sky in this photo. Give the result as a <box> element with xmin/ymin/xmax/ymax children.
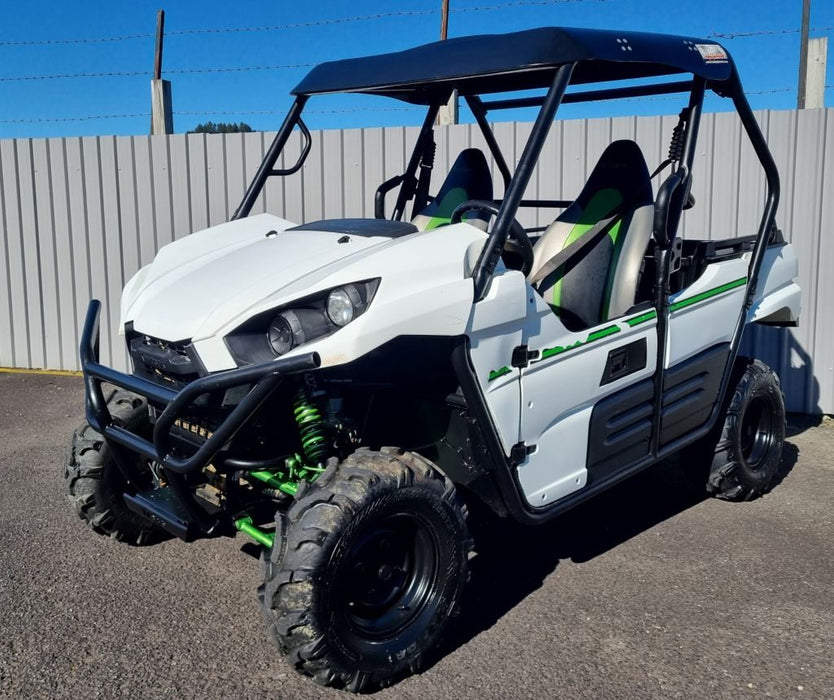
<box><xmin>0</xmin><ymin>0</ymin><xmax>831</xmax><ymax>138</ymax></box>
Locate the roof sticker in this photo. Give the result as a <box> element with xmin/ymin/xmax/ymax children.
<box><xmin>695</xmin><ymin>44</ymin><xmax>729</xmax><ymax>64</ymax></box>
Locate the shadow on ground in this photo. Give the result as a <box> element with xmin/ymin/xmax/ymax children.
<box><xmin>428</xmin><ymin>438</ymin><xmax>801</xmax><ymax>675</ymax></box>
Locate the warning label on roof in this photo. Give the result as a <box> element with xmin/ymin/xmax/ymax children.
<box><xmin>695</xmin><ymin>44</ymin><xmax>729</xmax><ymax>64</ymax></box>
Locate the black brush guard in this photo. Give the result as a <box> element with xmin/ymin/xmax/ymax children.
<box><xmin>80</xmin><ymin>300</ymin><xmax>320</xmax><ymax>538</ymax></box>
<box><xmin>81</xmin><ymin>300</ymin><xmax>320</xmax><ymax>474</ymax></box>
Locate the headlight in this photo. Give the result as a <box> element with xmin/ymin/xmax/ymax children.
<box><xmin>327</xmin><ymin>285</ymin><xmax>366</xmax><ymax>326</ymax></box>
<box><xmin>225</xmin><ymin>279</ymin><xmax>380</xmax><ymax>365</ymax></box>
<box><xmin>268</xmin><ymin>309</ymin><xmax>331</xmax><ymax>355</ymax></box>
<box><xmin>326</xmin><ymin>289</ymin><xmax>354</xmax><ymax>326</ymax></box>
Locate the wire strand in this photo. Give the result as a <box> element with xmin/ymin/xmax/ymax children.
<box><xmin>0</xmin><ymin>64</ymin><xmax>312</xmax><ymax>82</ymax></box>
<box><xmin>710</xmin><ymin>26</ymin><xmax>833</xmax><ymax>40</ymax></box>
<box><xmin>0</xmin><ymin>1</ymin><xmax>610</xmax><ymax>46</ymax></box>
<box><xmin>0</xmin><ymin>113</ymin><xmax>149</xmax><ymax>124</ymax></box>
<box><xmin>7</xmin><ymin>87</ymin><xmax>829</xmax><ymax>124</ymax></box>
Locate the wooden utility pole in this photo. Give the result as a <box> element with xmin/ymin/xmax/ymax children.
<box><xmin>150</xmin><ymin>9</ymin><xmax>174</xmax><ymax>134</ymax></box>
<box><xmin>436</xmin><ymin>0</ymin><xmax>459</xmax><ymax>125</ymax></box>
<box><xmin>154</xmin><ymin>9</ymin><xmax>165</xmax><ymax>80</ymax></box>
<box><xmin>440</xmin><ymin>0</ymin><xmax>449</xmax><ymax>40</ymax></box>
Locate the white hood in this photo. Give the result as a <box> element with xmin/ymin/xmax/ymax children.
<box><xmin>121</xmin><ymin>214</ymin><xmax>393</xmax><ymax>341</ymax></box>
<box><xmin>121</xmin><ymin>213</ymin><xmax>489</xmax><ymax>371</ymax></box>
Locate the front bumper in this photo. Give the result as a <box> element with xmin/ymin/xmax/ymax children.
<box><xmin>80</xmin><ymin>299</ymin><xmax>319</xmax><ymax>475</ymax></box>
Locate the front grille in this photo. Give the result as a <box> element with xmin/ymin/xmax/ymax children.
<box><xmin>128</xmin><ymin>333</ymin><xmax>200</xmax><ymax>388</ymax></box>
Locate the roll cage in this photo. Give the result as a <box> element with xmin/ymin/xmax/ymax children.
<box><xmin>233</xmin><ymin>27</ymin><xmax>778</xmax><ymax>315</ymax></box>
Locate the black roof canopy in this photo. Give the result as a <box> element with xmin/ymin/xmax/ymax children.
<box><xmin>293</xmin><ymin>27</ymin><xmax>734</xmax><ymax>103</ymax></box>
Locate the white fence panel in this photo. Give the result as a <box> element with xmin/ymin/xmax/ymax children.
<box><xmin>0</xmin><ymin>109</ymin><xmax>831</xmax><ymax>413</ymax></box>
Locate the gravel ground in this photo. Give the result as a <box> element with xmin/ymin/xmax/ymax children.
<box><xmin>0</xmin><ymin>372</ymin><xmax>831</xmax><ymax>699</ymax></box>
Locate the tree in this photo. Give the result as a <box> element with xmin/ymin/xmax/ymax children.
<box><xmin>189</xmin><ymin>121</ymin><xmax>254</xmax><ymax>134</ymax></box>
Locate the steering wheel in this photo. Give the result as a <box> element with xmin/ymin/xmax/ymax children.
<box><xmin>450</xmin><ymin>200</ymin><xmax>534</xmax><ymax>276</ymax></box>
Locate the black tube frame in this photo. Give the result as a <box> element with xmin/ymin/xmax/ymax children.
<box><xmin>80</xmin><ymin>300</ymin><xmax>320</xmax><ymax>477</ymax></box>
<box><xmin>464</xmin><ymin>95</ymin><xmax>513</xmax><ymax>190</ymax></box>
<box><xmin>481</xmin><ymin>79</ymin><xmax>695</xmax><ymax>112</ymax></box>
<box><xmin>233</xmin><ymin>96</ymin><xmax>308</xmax><ymax>220</ymax></box>
<box><xmin>392</xmin><ymin>103</ymin><xmax>440</xmax><ymax>221</ymax></box>
<box><xmin>472</xmin><ymin>63</ymin><xmax>575</xmax><ymax>300</ymax></box>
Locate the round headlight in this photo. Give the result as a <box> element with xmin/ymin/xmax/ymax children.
<box><xmin>268</xmin><ymin>314</ymin><xmax>295</xmax><ymax>355</ymax></box>
<box><xmin>327</xmin><ymin>288</ymin><xmax>355</xmax><ymax>327</ymax></box>
<box><xmin>267</xmin><ymin>309</ymin><xmax>331</xmax><ymax>356</ymax></box>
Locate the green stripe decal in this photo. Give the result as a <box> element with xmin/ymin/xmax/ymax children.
<box><xmin>537</xmin><ymin>324</ymin><xmax>620</xmax><ymax>361</ymax></box>
<box><xmin>670</xmin><ymin>277</ymin><xmax>747</xmax><ymax>312</ymax></box>
<box><xmin>625</xmin><ymin>309</ymin><xmax>657</xmax><ymax>327</ymax></box>
<box><xmin>488</xmin><ymin>366</ymin><xmax>512</xmax><ymax>382</ymax></box>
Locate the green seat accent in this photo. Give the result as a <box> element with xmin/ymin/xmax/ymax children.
<box><xmin>551</xmin><ymin>188</ymin><xmax>623</xmax><ymax>308</ymax></box>
<box><xmin>423</xmin><ymin>186</ymin><xmax>469</xmax><ymax>230</ymax></box>
<box><xmin>530</xmin><ymin>140</ymin><xmax>655</xmax><ymax>330</ymax></box>
<box><xmin>412</xmin><ymin>149</ymin><xmax>493</xmax><ymax>231</ymax></box>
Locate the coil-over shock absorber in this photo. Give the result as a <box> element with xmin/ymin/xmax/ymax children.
<box><xmin>293</xmin><ymin>383</ymin><xmax>330</xmax><ymax>465</ymax></box>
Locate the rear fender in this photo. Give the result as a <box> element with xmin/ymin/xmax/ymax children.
<box><xmin>748</xmin><ymin>243</ymin><xmax>800</xmax><ymax>326</ymax></box>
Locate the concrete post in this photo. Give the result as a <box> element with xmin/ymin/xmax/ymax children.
<box><xmin>799</xmin><ymin>37</ymin><xmax>828</xmax><ymax>109</ymax></box>
<box><xmin>151</xmin><ymin>79</ymin><xmax>174</xmax><ymax>134</ymax></box>
<box><xmin>437</xmin><ymin>90</ymin><xmax>459</xmax><ymax>126</ymax></box>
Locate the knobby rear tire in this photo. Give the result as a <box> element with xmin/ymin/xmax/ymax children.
<box><xmin>702</xmin><ymin>359</ymin><xmax>786</xmax><ymax>501</ymax></box>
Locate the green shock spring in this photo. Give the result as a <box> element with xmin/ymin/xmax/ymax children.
<box><xmin>293</xmin><ymin>385</ymin><xmax>330</xmax><ymax>465</ymax></box>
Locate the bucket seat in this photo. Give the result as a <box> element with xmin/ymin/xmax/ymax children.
<box><xmin>412</xmin><ymin>148</ymin><xmax>493</xmax><ymax>231</ymax></box>
<box><xmin>528</xmin><ymin>140</ymin><xmax>655</xmax><ymax>330</ymax></box>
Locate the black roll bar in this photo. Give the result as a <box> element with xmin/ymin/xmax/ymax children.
<box><xmin>697</xmin><ymin>67</ymin><xmax>781</xmax><ymax>434</ymax></box>
<box><xmin>391</xmin><ymin>103</ymin><xmax>440</xmax><ymax>221</ymax></box>
<box><xmin>233</xmin><ymin>96</ymin><xmax>309</xmax><ymax>220</ymax></box>
<box><xmin>472</xmin><ymin>63</ymin><xmax>575</xmax><ymax>301</ymax></box>
<box><xmin>729</xmin><ymin>71</ymin><xmax>781</xmax><ymax>312</ymax></box>
<box><xmin>465</xmin><ymin>95</ymin><xmax>513</xmax><ymax>190</ymax></box>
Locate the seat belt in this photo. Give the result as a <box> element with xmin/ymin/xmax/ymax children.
<box><xmin>529</xmin><ymin>209</ymin><xmax>625</xmax><ymax>286</ymax></box>
<box><xmin>411</xmin><ymin>137</ymin><xmax>436</xmax><ymax>218</ymax></box>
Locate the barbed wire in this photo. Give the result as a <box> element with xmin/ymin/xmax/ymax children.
<box><xmin>0</xmin><ymin>64</ymin><xmax>313</xmax><ymax>82</ymax></box>
<box><xmin>0</xmin><ymin>1</ymin><xmax>608</xmax><ymax>47</ymax></box>
<box><xmin>7</xmin><ymin>26</ymin><xmax>834</xmax><ymax>83</ymax></box>
<box><xmin>0</xmin><ymin>113</ymin><xmax>148</xmax><ymax>124</ymax></box>
<box><xmin>176</xmin><ymin>107</ymin><xmax>422</xmax><ymax>115</ymax></box>
<box><xmin>710</xmin><ymin>26</ymin><xmax>833</xmax><ymax>40</ymax></box>
<box><xmin>5</xmin><ymin>85</ymin><xmax>829</xmax><ymax>124</ymax></box>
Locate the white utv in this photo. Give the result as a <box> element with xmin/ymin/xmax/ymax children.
<box><xmin>68</xmin><ymin>27</ymin><xmax>801</xmax><ymax>692</ymax></box>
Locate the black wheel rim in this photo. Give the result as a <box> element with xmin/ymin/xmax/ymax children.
<box><xmin>337</xmin><ymin>511</ymin><xmax>439</xmax><ymax>640</ymax></box>
<box><xmin>740</xmin><ymin>395</ymin><xmax>775</xmax><ymax>470</ymax></box>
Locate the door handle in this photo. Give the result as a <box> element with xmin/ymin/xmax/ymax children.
<box><xmin>600</xmin><ymin>338</ymin><xmax>647</xmax><ymax>386</ymax></box>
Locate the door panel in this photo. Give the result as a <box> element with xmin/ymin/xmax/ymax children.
<box><xmin>665</xmin><ymin>257</ymin><xmax>747</xmax><ymax>367</ymax></box>
<box><xmin>466</xmin><ymin>269</ymin><xmax>528</xmax><ymax>455</ymax></box>
<box><xmin>660</xmin><ymin>342</ymin><xmax>729</xmax><ymax>447</ymax></box>
<box><xmin>518</xmin><ymin>293</ymin><xmax>658</xmax><ymax>506</ymax></box>
<box><xmin>587</xmin><ymin>377</ymin><xmax>654</xmax><ymax>481</ymax></box>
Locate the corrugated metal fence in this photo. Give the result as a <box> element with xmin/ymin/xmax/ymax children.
<box><xmin>1</xmin><ymin>109</ymin><xmax>832</xmax><ymax>413</ymax></box>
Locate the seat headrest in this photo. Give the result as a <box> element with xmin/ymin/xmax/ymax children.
<box><xmin>577</xmin><ymin>140</ymin><xmax>654</xmax><ymax>212</ymax></box>
<box><xmin>413</xmin><ymin>148</ymin><xmax>493</xmax><ymax>230</ymax></box>
<box><xmin>435</xmin><ymin>148</ymin><xmax>493</xmax><ymax>206</ymax></box>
